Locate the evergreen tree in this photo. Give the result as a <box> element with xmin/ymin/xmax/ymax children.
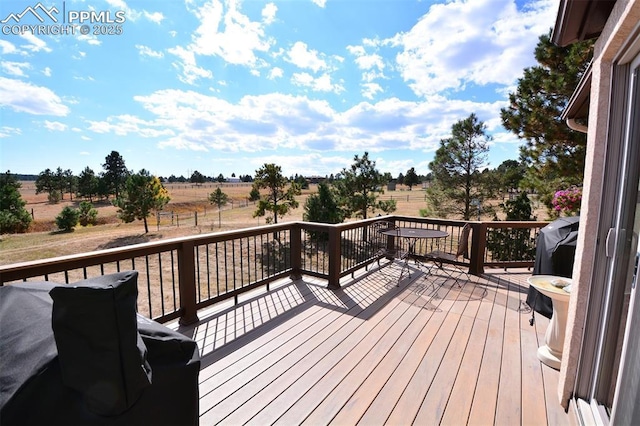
<box><xmin>78</xmin><ymin>201</ymin><xmax>98</xmax><ymax>226</ymax></box>
<box><xmin>208</xmin><ymin>187</ymin><xmax>229</xmax><ymax>228</ymax></box>
<box><xmin>403</xmin><ymin>167</ymin><xmax>421</xmax><ymax>190</ymax></box>
<box><xmin>77</xmin><ymin>167</ymin><xmax>99</xmax><ymax>202</ymax></box>
<box><xmin>428</xmin><ymin>114</ymin><xmax>491</xmax><ymax>220</ymax></box>
<box><xmin>303</xmin><ymin>182</ymin><xmax>344</xmax><ymax>225</ymax></box>
<box><xmin>102</xmin><ymin>151</ymin><xmax>128</xmax><ymax>199</ymax></box>
<box><xmin>252</xmin><ymin>163</ymin><xmax>301</xmax><ymax>224</ymax></box>
<box><xmin>249</xmin><ymin>186</ymin><xmax>260</xmax><ymax>202</ymax></box>
<box><xmin>35</xmin><ymin>168</ymin><xmax>57</xmax><ymax>201</ymax></box>
<box><xmin>190</xmin><ymin>170</ymin><xmax>205</xmax><ymax>185</ymax></box>
<box><xmin>0</xmin><ymin>171</ymin><xmax>32</xmax><ymax>233</ymax></box>
<box><xmin>333</xmin><ymin>152</ymin><xmax>396</xmax><ymax>220</ymax></box>
<box><xmin>303</xmin><ymin>182</ymin><xmax>344</xmax><ymax>241</ymax></box>
<box><xmin>55</xmin><ymin>206</ymin><xmax>80</xmax><ymax>232</ymax></box>
<box><xmin>113</xmin><ymin>169</ymin><xmax>170</xmax><ymax>233</ymax></box>
<box><xmin>501</xmin><ymin>31</ymin><xmax>593</xmax><ymax>208</ymax></box>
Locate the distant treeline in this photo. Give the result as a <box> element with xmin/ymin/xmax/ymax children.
<box><xmin>14</xmin><ymin>174</ymin><xmax>38</xmax><ymax>181</ymax></box>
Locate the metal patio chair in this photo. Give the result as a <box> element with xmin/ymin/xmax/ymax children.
<box><xmin>425</xmin><ymin>223</ymin><xmax>472</xmax><ymax>287</ymax></box>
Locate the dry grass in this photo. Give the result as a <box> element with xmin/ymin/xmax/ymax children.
<box><xmin>4</xmin><ymin>181</ymin><xmax>546</xmax><ymax>266</ymax></box>
<box><xmin>1</xmin><ymin>182</ymin><xmax>431</xmax><ymax>265</ymax></box>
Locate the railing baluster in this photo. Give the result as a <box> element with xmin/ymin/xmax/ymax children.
<box><xmin>206</xmin><ymin>244</ymin><xmax>211</xmax><ymax>300</ymax></box>
<box><xmin>158</xmin><ymin>252</ymin><xmax>165</xmax><ymax>316</ymax></box>
<box><xmin>171</xmin><ymin>250</ymin><xmax>177</xmax><ymax>311</ymax></box>
<box><xmin>145</xmin><ymin>255</ymin><xmax>152</xmax><ymax>317</ymax></box>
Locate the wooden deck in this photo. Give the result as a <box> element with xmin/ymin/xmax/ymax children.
<box><xmin>169</xmin><ymin>261</ymin><xmax>573</xmax><ymax>425</ymax></box>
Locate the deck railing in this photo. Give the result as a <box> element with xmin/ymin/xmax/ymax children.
<box><xmin>0</xmin><ymin>216</ymin><xmax>548</xmax><ymax>325</ymax></box>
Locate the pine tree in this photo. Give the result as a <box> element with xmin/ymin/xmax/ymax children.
<box><xmin>501</xmin><ymin>31</ymin><xmax>593</xmax><ymax>208</ymax></box>
<box><xmin>113</xmin><ymin>170</ymin><xmax>170</xmax><ymax>233</ymax></box>
<box><xmin>428</xmin><ymin>114</ymin><xmax>491</xmax><ymax>220</ymax></box>
<box><xmin>0</xmin><ymin>171</ymin><xmax>32</xmax><ymax>233</ymax></box>
<box><xmin>333</xmin><ymin>152</ymin><xmax>395</xmax><ymax>220</ymax></box>
<box><xmin>252</xmin><ymin>164</ymin><xmax>301</xmax><ymax>224</ymax></box>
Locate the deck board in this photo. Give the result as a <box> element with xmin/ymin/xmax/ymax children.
<box><xmin>168</xmin><ymin>265</ymin><xmax>572</xmax><ymax>425</ymax></box>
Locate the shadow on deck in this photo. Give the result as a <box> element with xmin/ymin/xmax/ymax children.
<box><xmin>168</xmin><ymin>262</ymin><xmax>571</xmax><ymax>425</ymax></box>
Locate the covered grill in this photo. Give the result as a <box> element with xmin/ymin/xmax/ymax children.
<box><xmin>527</xmin><ymin>216</ymin><xmax>579</xmax><ymax>318</ymax></box>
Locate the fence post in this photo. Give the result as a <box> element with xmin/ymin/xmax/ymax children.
<box><xmin>327</xmin><ymin>226</ymin><xmax>341</xmax><ymax>289</ymax></box>
<box><xmin>469</xmin><ymin>222</ymin><xmax>487</xmax><ymax>275</ymax></box>
<box><xmin>289</xmin><ymin>223</ymin><xmax>302</xmax><ymax>280</ymax></box>
<box><xmin>177</xmin><ymin>240</ymin><xmax>199</xmax><ymax>325</ymax></box>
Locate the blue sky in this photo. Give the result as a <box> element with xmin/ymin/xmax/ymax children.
<box><xmin>1</xmin><ymin>0</ymin><xmax>558</xmax><ymax>179</ymax></box>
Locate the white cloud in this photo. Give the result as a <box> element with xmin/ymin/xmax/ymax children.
<box><xmin>189</xmin><ymin>0</ymin><xmax>273</xmax><ymax>66</ymax></box>
<box><xmin>262</xmin><ymin>3</ymin><xmax>277</xmax><ymax>24</ymax></box>
<box><xmin>362</xmin><ymin>83</ymin><xmax>383</xmax><ymax>100</ymax></box>
<box><xmin>0</xmin><ymin>77</ymin><xmax>69</xmax><ymax>116</ymax></box>
<box><xmin>42</xmin><ymin>67</ymin><xmax>52</xmax><ymax>77</ymax></box>
<box><xmin>143</xmin><ymin>11</ymin><xmax>165</xmax><ymax>23</ymax></box>
<box><xmin>168</xmin><ymin>45</ymin><xmax>212</xmax><ymax>84</ymax></box>
<box><xmin>44</xmin><ymin>120</ymin><xmax>67</xmax><ymax>131</ymax></box>
<box><xmin>1</xmin><ymin>61</ymin><xmax>31</xmax><ymax>77</ymax></box>
<box><xmin>0</xmin><ymin>126</ymin><xmax>22</xmax><ymax>138</ymax></box>
<box><xmin>88</xmin><ymin>114</ymin><xmax>175</xmax><ymax>138</ymax></box>
<box><xmin>291</xmin><ymin>72</ymin><xmax>344</xmax><ymax>93</ymax></box>
<box><xmin>311</xmin><ymin>0</ymin><xmax>327</xmax><ymax>7</ymax></box>
<box><xmin>0</xmin><ymin>40</ymin><xmax>19</xmax><ymax>55</ymax></box>
<box><xmin>87</xmin><ymin>89</ymin><xmax>502</xmax><ymax>161</ymax></box>
<box><xmin>136</xmin><ymin>45</ymin><xmax>164</xmax><ymax>59</ymax></box>
<box><xmin>393</xmin><ymin>0</ymin><xmax>557</xmax><ymax>97</ymax></box>
<box><xmin>286</xmin><ymin>41</ymin><xmax>327</xmax><ymax>73</ymax></box>
<box><xmin>104</xmin><ymin>0</ymin><xmax>165</xmax><ymax>23</ymax></box>
<box><xmin>78</xmin><ymin>34</ymin><xmax>101</xmax><ymax>46</ymax></box>
<box><xmin>354</xmin><ymin>53</ymin><xmax>384</xmax><ymax>72</ymax></box>
<box><xmin>19</xmin><ymin>33</ymin><xmax>51</xmax><ymax>53</ymax></box>
<box><xmin>268</xmin><ymin>67</ymin><xmax>283</xmax><ymax>79</ymax></box>
<box><xmin>347</xmin><ymin>42</ymin><xmax>387</xmax><ymax>85</ymax></box>
<box><xmin>169</xmin><ymin>0</ymin><xmax>275</xmax><ymax>84</ymax></box>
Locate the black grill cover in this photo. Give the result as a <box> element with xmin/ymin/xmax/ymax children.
<box><xmin>0</xmin><ymin>273</ymin><xmax>200</xmax><ymax>426</ymax></box>
<box><xmin>527</xmin><ymin>216</ymin><xmax>579</xmax><ymax>318</ymax></box>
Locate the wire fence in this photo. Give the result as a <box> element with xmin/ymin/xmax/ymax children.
<box><xmin>155</xmin><ymin>199</ymin><xmax>255</xmax><ymax>230</ymax></box>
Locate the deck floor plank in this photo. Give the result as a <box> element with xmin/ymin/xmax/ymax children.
<box><xmin>438</xmin><ymin>283</ymin><xmax>491</xmax><ymax>425</ymax></box>
<box><xmin>466</xmin><ymin>277</ymin><xmax>508</xmax><ymax>425</ymax></box>
<box><xmin>495</xmin><ymin>280</ymin><xmax>524</xmax><ymax>425</ymax></box>
<box><xmin>520</xmin><ymin>288</ymin><xmax>549</xmax><ymax>426</ymax></box>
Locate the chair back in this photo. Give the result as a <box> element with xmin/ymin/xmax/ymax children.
<box><xmin>371</xmin><ymin>220</ymin><xmax>397</xmax><ymax>238</ymax></box>
<box><xmin>456</xmin><ymin>223</ymin><xmax>472</xmax><ymax>259</ymax></box>
<box><xmin>370</xmin><ymin>220</ymin><xmax>398</xmax><ymax>255</ymax></box>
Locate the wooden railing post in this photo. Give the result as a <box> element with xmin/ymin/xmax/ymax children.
<box><xmin>289</xmin><ymin>223</ymin><xmax>302</xmax><ymax>281</ymax></box>
<box><xmin>469</xmin><ymin>222</ymin><xmax>488</xmax><ymax>275</ymax></box>
<box><xmin>327</xmin><ymin>226</ymin><xmax>341</xmax><ymax>289</ymax></box>
<box><xmin>177</xmin><ymin>240</ymin><xmax>199</xmax><ymax>325</ymax></box>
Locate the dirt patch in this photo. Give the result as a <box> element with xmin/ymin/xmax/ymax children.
<box><xmin>97</xmin><ymin>233</ymin><xmax>165</xmax><ymax>250</ymax></box>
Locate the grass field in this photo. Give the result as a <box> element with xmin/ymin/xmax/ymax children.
<box><xmin>0</xmin><ymin>182</ymin><xmax>433</xmax><ymax>265</ymax></box>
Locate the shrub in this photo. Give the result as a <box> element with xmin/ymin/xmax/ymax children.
<box><xmin>78</xmin><ymin>201</ymin><xmax>98</xmax><ymax>226</ymax></box>
<box><xmin>0</xmin><ymin>210</ymin><xmax>32</xmax><ymax>233</ymax></box>
<box><xmin>55</xmin><ymin>206</ymin><xmax>80</xmax><ymax>232</ymax></box>
<box><xmin>486</xmin><ymin>192</ymin><xmax>537</xmax><ymax>262</ymax></box>
<box><xmin>552</xmin><ymin>187</ymin><xmax>582</xmax><ymax>216</ymax></box>
<box><xmin>48</xmin><ymin>190</ymin><xmax>61</xmax><ymax>204</ymax></box>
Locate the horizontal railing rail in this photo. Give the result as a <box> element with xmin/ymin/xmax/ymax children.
<box><xmin>0</xmin><ymin>217</ymin><xmax>549</xmax><ymax>325</ymax></box>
